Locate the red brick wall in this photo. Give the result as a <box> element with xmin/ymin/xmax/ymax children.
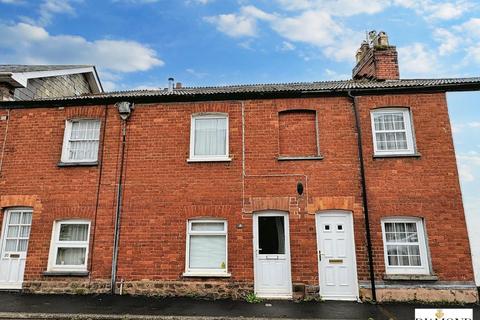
<box><xmin>278</xmin><ymin>110</ymin><xmax>318</xmax><ymax>156</ymax></box>
<box><xmin>353</xmin><ymin>47</ymin><xmax>400</xmax><ymax>80</ymax></box>
<box><xmin>0</xmin><ymin>105</ymin><xmax>119</xmax><ymax>281</ymax></box>
<box><xmin>0</xmin><ymin>92</ymin><xmax>473</xmax><ymax>292</ymax></box>
<box><xmin>357</xmin><ymin>92</ymin><xmax>473</xmax><ymax>280</ymax></box>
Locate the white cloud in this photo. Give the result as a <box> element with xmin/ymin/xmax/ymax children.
<box><xmin>459</xmin><ymin>163</ymin><xmax>475</xmax><ymax>182</ymax></box>
<box><xmin>271</xmin><ymin>11</ymin><xmax>341</xmax><ymax>47</ymax></box>
<box><xmin>394</xmin><ymin>0</ymin><xmax>474</xmax><ymax>21</ymax></box>
<box><xmin>468</xmin><ymin>122</ymin><xmax>480</xmax><ymax>128</ymax></box>
<box><xmin>204</xmin><ymin>6</ymin><xmax>274</xmax><ymax>38</ymax></box>
<box><xmin>186</xmin><ymin>68</ymin><xmax>208</xmax><ymax>78</ymax></box>
<box><xmin>38</xmin><ymin>0</ymin><xmax>80</xmax><ymax>25</ymax></box>
<box><xmin>241</xmin><ymin>5</ymin><xmax>275</xmax><ymax>21</ymax></box>
<box><xmin>278</xmin><ymin>41</ymin><xmax>295</xmax><ymax>51</ymax></box>
<box><xmin>112</xmin><ymin>0</ymin><xmax>160</xmax><ymax>3</ymax></box>
<box><xmin>434</xmin><ymin>28</ymin><xmax>460</xmax><ymax>55</ymax></box>
<box><xmin>275</xmin><ymin>0</ymin><xmax>388</xmax><ymax>16</ymax></box>
<box><xmin>457</xmin><ymin>153</ymin><xmax>480</xmax><ymax>183</ymax></box>
<box><xmin>206</xmin><ymin>5</ymin><xmax>362</xmax><ymax>62</ymax></box>
<box><xmin>185</xmin><ymin>0</ymin><xmax>213</xmax><ymax>4</ymax></box>
<box><xmin>458</xmin><ymin>18</ymin><xmax>480</xmax><ymax>38</ymax></box>
<box><xmin>0</xmin><ymin>22</ymin><xmax>164</xmax><ymax>90</ymax></box>
<box><xmin>204</xmin><ymin>14</ymin><xmax>257</xmax><ymax>38</ymax></box>
<box><xmin>324</xmin><ymin>68</ymin><xmax>350</xmax><ymax>80</ymax></box>
<box><xmin>398</xmin><ymin>43</ymin><xmax>438</xmax><ymax>76</ymax></box>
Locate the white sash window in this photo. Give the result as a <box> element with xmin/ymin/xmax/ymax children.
<box><xmin>381</xmin><ymin>218</ymin><xmax>430</xmax><ymax>275</ymax></box>
<box><xmin>61</xmin><ymin>119</ymin><xmax>101</xmax><ymax>163</ymax></box>
<box><xmin>371</xmin><ymin>108</ymin><xmax>415</xmax><ymax>156</ymax></box>
<box><xmin>48</xmin><ymin>220</ymin><xmax>90</xmax><ymax>272</ymax></box>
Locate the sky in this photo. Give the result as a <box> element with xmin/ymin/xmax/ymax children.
<box><xmin>0</xmin><ymin>0</ymin><xmax>479</xmax><ymax>275</ymax></box>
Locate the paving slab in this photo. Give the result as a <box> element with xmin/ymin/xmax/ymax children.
<box><xmin>0</xmin><ymin>292</ymin><xmax>478</xmax><ymax>320</ymax></box>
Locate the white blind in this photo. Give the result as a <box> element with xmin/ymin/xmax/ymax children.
<box><xmin>194</xmin><ymin>117</ymin><xmax>227</xmax><ymax>156</ymax></box>
<box><xmin>189</xmin><ymin>235</ymin><xmax>226</xmax><ymax>269</ymax></box>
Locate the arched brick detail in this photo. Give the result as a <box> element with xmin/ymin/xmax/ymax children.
<box><xmin>243</xmin><ymin>197</ymin><xmax>299</xmax><ymax>214</ymax></box>
<box><xmin>306</xmin><ymin>196</ymin><xmax>355</xmax><ymax>214</ymax></box>
<box><xmin>0</xmin><ymin>195</ymin><xmax>42</xmax><ymax>212</ymax></box>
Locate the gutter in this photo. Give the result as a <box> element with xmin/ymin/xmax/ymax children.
<box><xmin>347</xmin><ymin>91</ymin><xmax>377</xmax><ymax>302</ymax></box>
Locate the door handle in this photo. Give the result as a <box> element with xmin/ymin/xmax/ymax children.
<box><xmin>318</xmin><ymin>250</ymin><xmax>322</xmax><ymax>261</ymax></box>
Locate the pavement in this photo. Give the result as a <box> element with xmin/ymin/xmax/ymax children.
<box><xmin>0</xmin><ymin>292</ymin><xmax>479</xmax><ymax>320</ymax></box>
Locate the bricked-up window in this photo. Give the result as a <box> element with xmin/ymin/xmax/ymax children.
<box><xmin>278</xmin><ymin>110</ymin><xmax>320</xmax><ymax>158</ymax></box>
<box><xmin>48</xmin><ymin>220</ymin><xmax>90</xmax><ymax>272</ymax></box>
<box><xmin>188</xmin><ymin>114</ymin><xmax>230</xmax><ymax>162</ymax></box>
<box><xmin>381</xmin><ymin>218</ymin><xmax>430</xmax><ymax>275</ymax></box>
<box><xmin>61</xmin><ymin>119</ymin><xmax>101</xmax><ymax>163</ymax></box>
<box><xmin>184</xmin><ymin>220</ymin><xmax>229</xmax><ymax>277</ymax></box>
<box><xmin>371</xmin><ymin>108</ymin><xmax>415</xmax><ymax>156</ymax></box>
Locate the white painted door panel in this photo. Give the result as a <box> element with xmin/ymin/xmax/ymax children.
<box><xmin>0</xmin><ymin>209</ymin><xmax>33</xmax><ymax>289</ymax></box>
<box><xmin>254</xmin><ymin>212</ymin><xmax>292</xmax><ymax>298</ymax></box>
<box><xmin>316</xmin><ymin>212</ymin><xmax>358</xmax><ymax>300</ymax></box>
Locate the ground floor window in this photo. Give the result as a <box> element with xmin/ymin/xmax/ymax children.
<box><xmin>48</xmin><ymin>220</ymin><xmax>90</xmax><ymax>272</ymax></box>
<box><xmin>381</xmin><ymin>217</ymin><xmax>430</xmax><ymax>275</ymax></box>
<box><xmin>184</xmin><ymin>220</ymin><xmax>228</xmax><ymax>276</ymax></box>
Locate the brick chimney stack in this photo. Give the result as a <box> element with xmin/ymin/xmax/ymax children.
<box><xmin>352</xmin><ymin>31</ymin><xmax>399</xmax><ymax>81</ymax></box>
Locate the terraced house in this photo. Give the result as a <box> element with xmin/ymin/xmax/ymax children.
<box><xmin>0</xmin><ymin>32</ymin><xmax>478</xmax><ymax>302</ymax></box>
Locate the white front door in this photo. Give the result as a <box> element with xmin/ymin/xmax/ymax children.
<box><xmin>316</xmin><ymin>211</ymin><xmax>358</xmax><ymax>300</ymax></box>
<box><xmin>0</xmin><ymin>209</ymin><xmax>33</xmax><ymax>289</ymax></box>
<box><xmin>253</xmin><ymin>212</ymin><xmax>292</xmax><ymax>298</ymax></box>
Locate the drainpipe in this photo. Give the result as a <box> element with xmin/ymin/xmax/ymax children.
<box><xmin>347</xmin><ymin>91</ymin><xmax>377</xmax><ymax>302</ymax></box>
<box><xmin>111</xmin><ymin>101</ymin><xmax>134</xmax><ymax>294</ymax></box>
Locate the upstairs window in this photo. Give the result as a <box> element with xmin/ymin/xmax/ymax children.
<box><xmin>371</xmin><ymin>108</ymin><xmax>415</xmax><ymax>156</ymax></box>
<box><xmin>189</xmin><ymin>114</ymin><xmax>229</xmax><ymax>162</ymax></box>
<box><xmin>381</xmin><ymin>217</ymin><xmax>430</xmax><ymax>275</ymax></box>
<box><xmin>61</xmin><ymin>119</ymin><xmax>101</xmax><ymax>163</ymax></box>
<box><xmin>48</xmin><ymin>220</ymin><xmax>90</xmax><ymax>272</ymax></box>
<box><xmin>278</xmin><ymin>110</ymin><xmax>320</xmax><ymax>159</ymax></box>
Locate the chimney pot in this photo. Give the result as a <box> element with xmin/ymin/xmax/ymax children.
<box><xmin>352</xmin><ymin>31</ymin><xmax>399</xmax><ymax>81</ymax></box>
<box><xmin>167</xmin><ymin>77</ymin><xmax>174</xmax><ymax>93</ymax></box>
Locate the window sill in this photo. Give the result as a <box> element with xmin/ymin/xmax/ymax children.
<box><xmin>182</xmin><ymin>272</ymin><xmax>231</xmax><ymax>278</ymax></box>
<box><xmin>187</xmin><ymin>157</ymin><xmax>232</xmax><ymax>163</ymax></box>
<box><xmin>277</xmin><ymin>155</ymin><xmax>324</xmax><ymax>161</ymax></box>
<box><xmin>383</xmin><ymin>274</ymin><xmax>438</xmax><ymax>281</ymax></box>
<box><xmin>373</xmin><ymin>153</ymin><xmax>421</xmax><ymax>159</ymax></box>
<box><xmin>57</xmin><ymin>161</ymin><xmax>99</xmax><ymax>167</ymax></box>
<box><xmin>43</xmin><ymin>271</ymin><xmax>89</xmax><ymax>277</ymax></box>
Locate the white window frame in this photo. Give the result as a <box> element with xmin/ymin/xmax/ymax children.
<box><xmin>61</xmin><ymin>119</ymin><xmax>101</xmax><ymax>163</ymax></box>
<box><xmin>370</xmin><ymin>108</ymin><xmax>416</xmax><ymax>156</ymax></box>
<box><xmin>183</xmin><ymin>219</ymin><xmax>230</xmax><ymax>277</ymax></box>
<box><xmin>188</xmin><ymin>113</ymin><xmax>231</xmax><ymax>162</ymax></box>
<box><xmin>47</xmin><ymin>219</ymin><xmax>91</xmax><ymax>272</ymax></box>
<box><xmin>381</xmin><ymin>217</ymin><xmax>430</xmax><ymax>275</ymax></box>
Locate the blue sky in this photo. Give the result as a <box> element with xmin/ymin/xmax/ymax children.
<box><xmin>0</xmin><ymin>0</ymin><xmax>478</xmax><ymax>248</ymax></box>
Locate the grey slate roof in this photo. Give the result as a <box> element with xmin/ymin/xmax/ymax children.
<box><xmin>1</xmin><ymin>77</ymin><xmax>480</xmax><ymax>107</ymax></box>
<box><xmin>0</xmin><ymin>65</ymin><xmax>93</xmax><ymax>73</ymax></box>
<box><xmin>37</xmin><ymin>77</ymin><xmax>480</xmax><ymax>100</ymax></box>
